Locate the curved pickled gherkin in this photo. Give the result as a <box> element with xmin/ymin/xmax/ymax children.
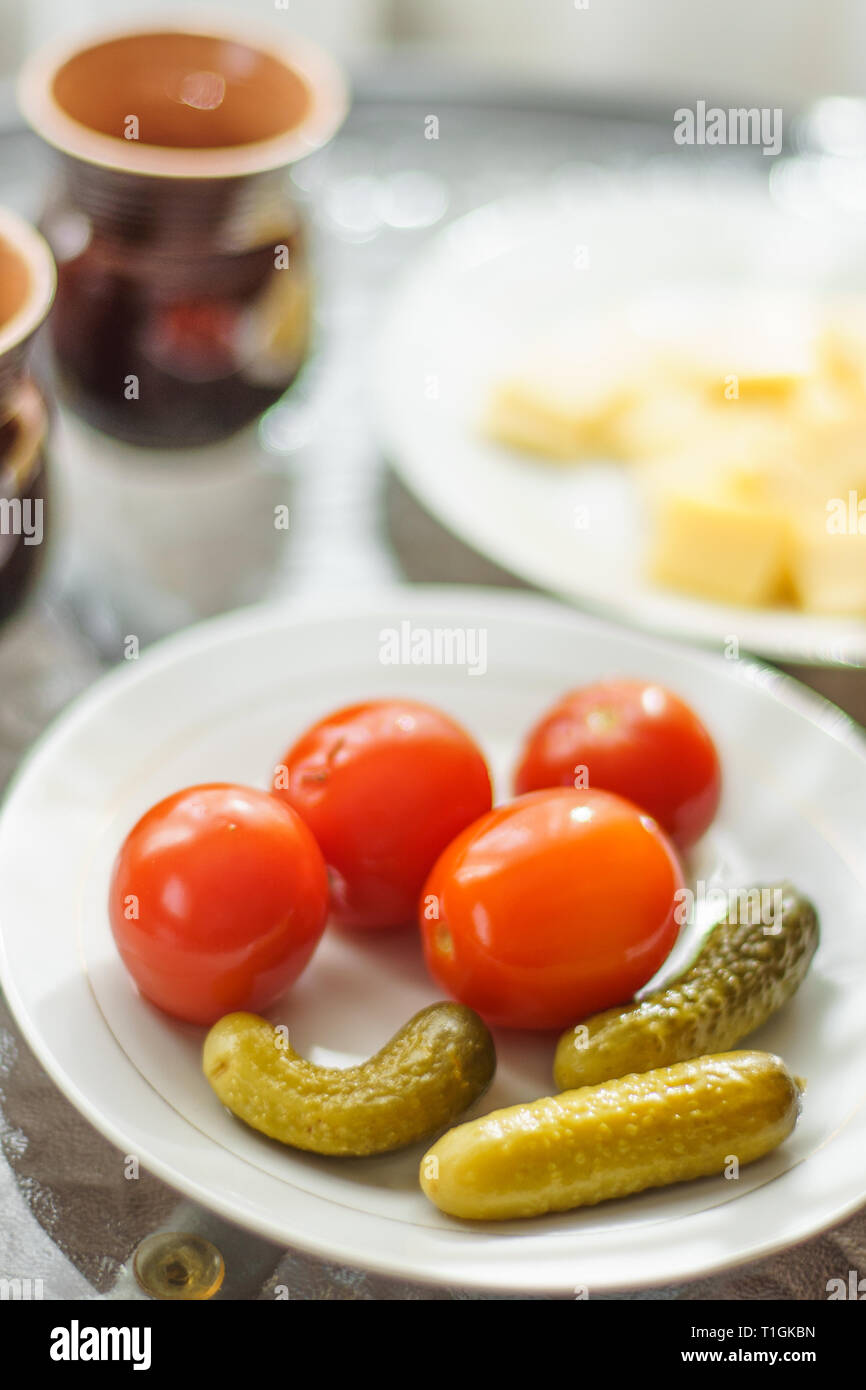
<box><xmin>203</xmin><ymin>1001</ymin><xmax>496</xmax><ymax>1156</ymax></box>
<box><xmin>554</xmin><ymin>882</ymin><xmax>818</xmax><ymax>1092</ymax></box>
<box><xmin>420</xmin><ymin>1050</ymin><xmax>801</xmax><ymax>1220</ymax></box>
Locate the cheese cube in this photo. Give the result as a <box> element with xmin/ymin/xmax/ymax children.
<box><xmin>789</xmin><ymin>503</ymin><xmax>866</xmax><ymax>614</ymax></box>
<box><xmin>644</xmin><ymin>466</ymin><xmax>791</xmax><ymax>606</ymax></box>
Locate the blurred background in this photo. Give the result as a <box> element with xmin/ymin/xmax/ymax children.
<box><xmin>0</xmin><ymin>0</ymin><xmax>863</xmax><ymax>766</ymax></box>
<box><xmin>0</xmin><ymin>0</ymin><xmax>864</xmax><ymax>772</ymax></box>
<box><xmin>3</xmin><ymin>0</ymin><xmax>866</xmax><ymax>105</ymax></box>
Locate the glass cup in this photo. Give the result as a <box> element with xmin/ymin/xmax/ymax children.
<box><xmin>18</xmin><ymin>21</ymin><xmax>347</xmax><ymax>448</ymax></box>
<box><xmin>0</xmin><ymin>206</ymin><xmax>56</xmax><ymax>627</ymax></box>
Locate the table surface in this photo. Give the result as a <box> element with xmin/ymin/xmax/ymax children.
<box><xmin>1</xmin><ymin>84</ymin><xmax>864</xmax><ymax>1300</ymax></box>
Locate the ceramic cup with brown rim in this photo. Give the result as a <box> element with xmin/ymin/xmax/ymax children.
<box><xmin>0</xmin><ymin>207</ymin><xmax>56</xmax><ymax>627</ymax></box>
<box><xmin>19</xmin><ymin>23</ymin><xmax>347</xmax><ymax>448</ymax></box>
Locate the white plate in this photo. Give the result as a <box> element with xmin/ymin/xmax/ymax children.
<box><xmin>1</xmin><ymin>587</ymin><xmax>865</xmax><ymax>1294</ymax></box>
<box><xmin>374</xmin><ymin>173</ymin><xmax>866</xmax><ymax>666</ymax></box>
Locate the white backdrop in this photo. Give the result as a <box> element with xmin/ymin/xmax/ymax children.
<box><xmin>397</xmin><ymin>0</ymin><xmax>866</xmax><ymax>106</ymax></box>
<box><xmin>4</xmin><ymin>0</ymin><xmax>866</xmax><ymax>105</ymax></box>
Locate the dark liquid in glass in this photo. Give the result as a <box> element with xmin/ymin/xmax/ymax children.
<box><xmin>47</xmin><ymin>219</ymin><xmax>309</xmax><ymax>448</ymax></box>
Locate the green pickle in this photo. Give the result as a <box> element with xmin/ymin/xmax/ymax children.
<box><xmin>420</xmin><ymin>1050</ymin><xmax>802</xmax><ymax>1220</ymax></box>
<box><xmin>203</xmin><ymin>1001</ymin><xmax>496</xmax><ymax>1156</ymax></box>
<box><xmin>554</xmin><ymin>882</ymin><xmax>819</xmax><ymax>1092</ymax></box>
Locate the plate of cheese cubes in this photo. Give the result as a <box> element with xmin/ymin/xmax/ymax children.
<box><xmin>375</xmin><ymin>169</ymin><xmax>866</xmax><ymax>664</ymax></box>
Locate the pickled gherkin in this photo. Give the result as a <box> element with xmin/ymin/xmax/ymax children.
<box><xmin>420</xmin><ymin>1050</ymin><xmax>801</xmax><ymax>1220</ymax></box>
<box><xmin>554</xmin><ymin>882</ymin><xmax>818</xmax><ymax>1092</ymax></box>
<box><xmin>204</xmin><ymin>1001</ymin><xmax>496</xmax><ymax>1156</ymax></box>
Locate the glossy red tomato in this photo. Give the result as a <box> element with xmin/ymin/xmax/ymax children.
<box><xmin>109</xmin><ymin>784</ymin><xmax>328</xmax><ymax>1025</ymax></box>
<box><xmin>421</xmin><ymin>787</ymin><xmax>683</xmax><ymax>1030</ymax></box>
<box><xmin>514</xmin><ymin>680</ymin><xmax>722</xmax><ymax>851</ymax></box>
<box><xmin>272</xmin><ymin>699</ymin><xmax>493</xmax><ymax>930</ymax></box>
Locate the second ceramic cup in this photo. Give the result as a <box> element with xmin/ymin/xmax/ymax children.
<box><xmin>19</xmin><ymin>22</ymin><xmax>348</xmax><ymax>448</ymax></box>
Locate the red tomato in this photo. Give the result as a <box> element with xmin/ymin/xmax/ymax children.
<box><xmin>514</xmin><ymin>680</ymin><xmax>721</xmax><ymax>851</ymax></box>
<box><xmin>272</xmin><ymin>699</ymin><xmax>493</xmax><ymax>930</ymax></box>
<box><xmin>420</xmin><ymin>787</ymin><xmax>683</xmax><ymax>1030</ymax></box>
<box><xmin>109</xmin><ymin>783</ymin><xmax>328</xmax><ymax>1025</ymax></box>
